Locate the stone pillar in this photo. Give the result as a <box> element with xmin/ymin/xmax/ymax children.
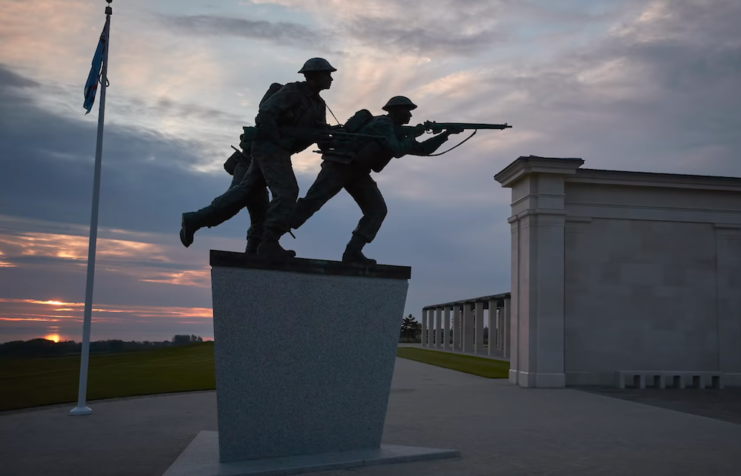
<box><xmin>495</xmin><ymin>307</ymin><xmax>502</xmax><ymax>351</ymax></box>
<box><xmin>474</xmin><ymin>301</ymin><xmax>484</xmax><ymax>354</ymax></box>
<box><xmin>426</xmin><ymin>308</ymin><xmax>434</xmax><ymax>346</ymax></box>
<box><xmin>452</xmin><ymin>305</ymin><xmax>461</xmax><ymax>351</ymax></box>
<box><xmin>494</xmin><ymin>156</ymin><xmax>584</xmax><ymax>388</ymax></box>
<box><xmin>421</xmin><ymin>308</ymin><xmax>427</xmax><ymax>347</ymax></box>
<box><xmin>488</xmin><ymin>300</ymin><xmax>497</xmax><ymax>356</ymax></box>
<box><xmin>435</xmin><ymin>307</ymin><xmax>442</xmax><ymax>349</ymax></box>
<box><xmin>462</xmin><ymin>304</ymin><xmax>474</xmax><ymax>353</ymax></box>
<box><xmin>716</xmin><ymin>225</ymin><xmax>741</xmax><ymax>387</ymax></box>
<box><xmin>503</xmin><ymin>297</ymin><xmax>511</xmax><ymax>358</ymax></box>
<box><xmin>443</xmin><ymin>306</ymin><xmax>451</xmax><ymax>350</ymax></box>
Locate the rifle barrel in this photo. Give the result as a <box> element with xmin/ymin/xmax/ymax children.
<box><xmin>426</xmin><ymin>122</ymin><xmax>512</xmax><ymax>130</ymax></box>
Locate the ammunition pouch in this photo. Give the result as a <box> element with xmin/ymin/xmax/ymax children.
<box><xmin>223</xmin><ymin>151</ymin><xmax>241</xmax><ymax>176</ymax></box>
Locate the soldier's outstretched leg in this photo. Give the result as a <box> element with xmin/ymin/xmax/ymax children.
<box><xmin>180</xmin><ymin>205</ymin><xmax>221</xmax><ymax>248</ymax></box>
<box><xmin>341</xmin><ymin>173</ymin><xmax>387</xmax><ymax>265</ymax></box>
<box><xmin>180</xmin><ymin>157</ymin><xmax>267</xmax><ymax>248</ymax></box>
<box><xmin>291</xmin><ymin>161</ymin><xmax>348</xmax><ymax>231</ymax></box>
<box><xmin>251</xmin><ymin>140</ymin><xmax>298</xmax><ymax>259</ymax></box>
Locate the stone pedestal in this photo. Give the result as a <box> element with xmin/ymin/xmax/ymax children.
<box><xmin>164</xmin><ymin>251</ymin><xmax>459</xmax><ymax>476</ymax></box>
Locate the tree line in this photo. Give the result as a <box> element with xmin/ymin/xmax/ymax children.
<box><xmin>0</xmin><ymin>334</ymin><xmax>206</xmax><ymax>358</ymax></box>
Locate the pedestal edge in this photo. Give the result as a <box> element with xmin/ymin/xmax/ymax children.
<box><xmin>210</xmin><ymin>250</ymin><xmax>411</xmax><ymax>280</ymax></box>
<box><xmin>163</xmin><ymin>431</ymin><xmax>460</xmax><ymax>476</ymax></box>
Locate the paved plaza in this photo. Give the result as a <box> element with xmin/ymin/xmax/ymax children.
<box><xmin>2</xmin><ymin>357</ymin><xmax>741</xmax><ymax>476</ymax></box>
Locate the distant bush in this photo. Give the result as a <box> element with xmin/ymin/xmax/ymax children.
<box><xmin>172</xmin><ymin>334</ymin><xmax>204</xmax><ymax>346</ymax></box>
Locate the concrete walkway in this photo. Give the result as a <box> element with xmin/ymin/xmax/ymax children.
<box><xmin>2</xmin><ymin>358</ymin><xmax>741</xmax><ymax>476</ymax></box>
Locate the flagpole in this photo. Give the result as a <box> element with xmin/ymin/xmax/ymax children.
<box><xmin>71</xmin><ymin>0</ymin><xmax>113</xmax><ymax>417</ymax></box>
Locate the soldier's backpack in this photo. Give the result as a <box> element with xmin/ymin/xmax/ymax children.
<box><xmin>344</xmin><ymin>109</ymin><xmax>374</xmax><ymax>133</ymax></box>
<box><xmin>344</xmin><ymin>111</ymin><xmax>397</xmax><ymax>173</ymax></box>
<box><xmin>224</xmin><ymin>83</ymin><xmax>285</xmax><ymax>175</ymax></box>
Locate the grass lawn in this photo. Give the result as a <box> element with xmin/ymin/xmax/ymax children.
<box><xmin>1</xmin><ymin>343</ymin><xmax>509</xmax><ymax>412</ymax></box>
<box><xmin>396</xmin><ymin>347</ymin><xmax>509</xmax><ymax>379</ymax></box>
<box><xmin>0</xmin><ymin>342</ymin><xmax>216</xmax><ymax>412</ymax></box>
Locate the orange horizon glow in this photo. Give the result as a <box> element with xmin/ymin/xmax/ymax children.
<box><xmin>0</xmin><ymin>232</ymin><xmax>171</xmax><ymax>263</ymax></box>
<box><xmin>43</xmin><ymin>333</ymin><xmax>60</xmax><ymax>343</ymax></box>
<box><xmin>0</xmin><ymin>297</ymin><xmax>213</xmax><ymax>323</ymax></box>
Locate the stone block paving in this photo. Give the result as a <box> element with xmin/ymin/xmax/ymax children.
<box><xmin>2</xmin><ymin>358</ymin><xmax>741</xmax><ymax>476</ymax></box>
<box><xmin>577</xmin><ymin>386</ymin><xmax>741</xmax><ymax>426</ymax></box>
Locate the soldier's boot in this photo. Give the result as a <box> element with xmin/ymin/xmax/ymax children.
<box><xmin>180</xmin><ymin>206</ymin><xmax>219</xmax><ymax>248</ymax></box>
<box><xmin>257</xmin><ymin>229</ymin><xmax>296</xmax><ymax>259</ymax></box>
<box><xmin>342</xmin><ymin>235</ymin><xmax>376</xmax><ymax>265</ymax></box>
<box><xmin>245</xmin><ymin>237</ymin><xmax>261</xmax><ymax>255</ymax></box>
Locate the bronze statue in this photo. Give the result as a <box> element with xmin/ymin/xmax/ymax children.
<box><xmin>290</xmin><ymin>96</ymin><xmax>472</xmax><ymax>265</ymax></box>
<box><xmin>179</xmin><ymin>58</ymin><xmax>337</xmax><ymax>259</ymax></box>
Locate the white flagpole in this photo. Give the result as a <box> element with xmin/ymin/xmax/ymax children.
<box><xmin>71</xmin><ymin>0</ymin><xmax>112</xmax><ymax>417</ymax></box>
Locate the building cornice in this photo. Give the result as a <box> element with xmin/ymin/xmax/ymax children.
<box><xmin>494</xmin><ymin>156</ymin><xmax>585</xmax><ymax>188</ymax></box>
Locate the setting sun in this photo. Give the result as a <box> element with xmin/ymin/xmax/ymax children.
<box><xmin>44</xmin><ymin>334</ymin><xmax>60</xmax><ymax>343</ymax></box>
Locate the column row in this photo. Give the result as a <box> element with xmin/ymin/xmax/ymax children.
<box><xmin>420</xmin><ymin>299</ymin><xmax>511</xmax><ymax>357</ymax></box>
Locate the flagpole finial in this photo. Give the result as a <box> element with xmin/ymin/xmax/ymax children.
<box><xmin>105</xmin><ymin>0</ymin><xmax>112</xmax><ymax>15</ymax></box>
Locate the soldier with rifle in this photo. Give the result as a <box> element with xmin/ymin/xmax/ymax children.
<box><xmin>179</xmin><ymin>57</ymin><xmax>339</xmax><ymax>258</ymax></box>
<box><xmin>290</xmin><ymin>95</ymin><xmax>511</xmax><ymax>264</ymax></box>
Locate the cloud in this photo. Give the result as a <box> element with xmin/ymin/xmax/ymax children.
<box><xmin>161</xmin><ymin>14</ymin><xmax>333</xmax><ymax>51</ymax></box>
<box><xmin>247</xmin><ymin>0</ymin><xmax>626</xmax><ymax>57</ymax></box>
<box><xmin>0</xmin><ymin>64</ymin><xmax>39</xmax><ymax>88</ymax></box>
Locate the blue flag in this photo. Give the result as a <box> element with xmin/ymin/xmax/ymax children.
<box><xmin>83</xmin><ymin>17</ymin><xmax>110</xmax><ymax>114</ymax></box>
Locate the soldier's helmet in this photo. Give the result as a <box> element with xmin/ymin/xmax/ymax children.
<box><xmin>298</xmin><ymin>58</ymin><xmax>337</xmax><ymax>74</ymax></box>
<box><xmin>382</xmin><ymin>96</ymin><xmax>418</xmax><ymax>111</ymax></box>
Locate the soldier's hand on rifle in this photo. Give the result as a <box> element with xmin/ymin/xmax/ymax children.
<box><xmin>444</xmin><ymin>125</ymin><xmax>464</xmax><ymax>135</ymax></box>
<box><xmin>317</xmin><ymin>137</ymin><xmax>333</xmax><ymax>151</ymax></box>
<box><xmin>412</xmin><ymin>123</ymin><xmax>427</xmax><ymax>138</ymax></box>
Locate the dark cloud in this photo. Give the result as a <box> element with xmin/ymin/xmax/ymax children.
<box><xmin>160</xmin><ymin>15</ymin><xmax>332</xmax><ymax>51</ymax></box>
<box><xmin>0</xmin><ymin>64</ymin><xmax>224</xmax><ymax>234</ymax></box>
<box><xmin>345</xmin><ymin>17</ymin><xmax>506</xmax><ymax>57</ymax></box>
<box><xmin>337</xmin><ymin>0</ymin><xmax>622</xmax><ymax>57</ymax></box>
<box><xmin>0</xmin><ymin>65</ymin><xmax>39</xmax><ymax>89</ymax></box>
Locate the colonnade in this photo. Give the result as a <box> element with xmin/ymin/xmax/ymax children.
<box><xmin>421</xmin><ymin>293</ymin><xmax>511</xmax><ymax>358</ymax></box>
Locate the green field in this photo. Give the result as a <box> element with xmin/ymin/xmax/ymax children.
<box><xmin>0</xmin><ymin>342</ymin><xmax>216</xmax><ymax>411</ymax></box>
<box><xmin>396</xmin><ymin>347</ymin><xmax>509</xmax><ymax>379</ymax></box>
<box><xmin>0</xmin><ymin>344</ymin><xmax>509</xmax><ymax>412</ymax></box>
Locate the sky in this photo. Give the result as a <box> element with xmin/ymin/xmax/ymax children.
<box><xmin>0</xmin><ymin>0</ymin><xmax>740</xmax><ymax>344</ymax></box>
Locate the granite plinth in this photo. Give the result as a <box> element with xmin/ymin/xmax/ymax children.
<box><xmin>209</xmin><ymin>252</ymin><xmax>413</xmax><ymax>463</ymax></box>
<box><xmin>210</xmin><ymin>250</ymin><xmax>411</xmax><ymax>279</ymax></box>
<box><xmin>162</xmin><ymin>431</ymin><xmax>461</xmax><ymax>476</ymax></box>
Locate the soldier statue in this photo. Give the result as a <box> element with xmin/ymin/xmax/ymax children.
<box><xmin>179</xmin><ymin>58</ymin><xmax>336</xmax><ymax>259</ymax></box>
<box><xmin>290</xmin><ymin>96</ymin><xmax>463</xmax><ymax>264</ymax></box>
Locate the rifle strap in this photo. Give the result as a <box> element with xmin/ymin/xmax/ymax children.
<box><xmin>325</xmin><ymin>103</ymin><xmax>340</xmax><ymax>125</ymax></box>
<box><xmin>426</xmin><ymin>130</ymin><xmax>477</xmax><ymax>157</ymax></box>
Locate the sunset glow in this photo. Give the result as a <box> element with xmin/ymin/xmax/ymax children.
<box><xmin>0</xmin><ymin>232</ymin><xmax>170</xmax><ymax>263</ymax></box>
<box><xmin>43</xmin><ymin>333</ymin><xmax>60</xmax><ymax>343</ymax></box>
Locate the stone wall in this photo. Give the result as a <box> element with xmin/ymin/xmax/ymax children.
<box><xmin>495</xmin><ymin>157</ymin><xmax>741</xmax><ymax>388</ymax></box>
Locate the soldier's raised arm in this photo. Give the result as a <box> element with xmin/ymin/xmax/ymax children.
<box><xmin>371</xmin><ymin>117</ymin><xmax>416</xmax><ymax>158</ymax></box>
<box><xmin>406</xmin><ymin>126</ymin><xmax>462</xmax><ymax>156</ymax></box>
